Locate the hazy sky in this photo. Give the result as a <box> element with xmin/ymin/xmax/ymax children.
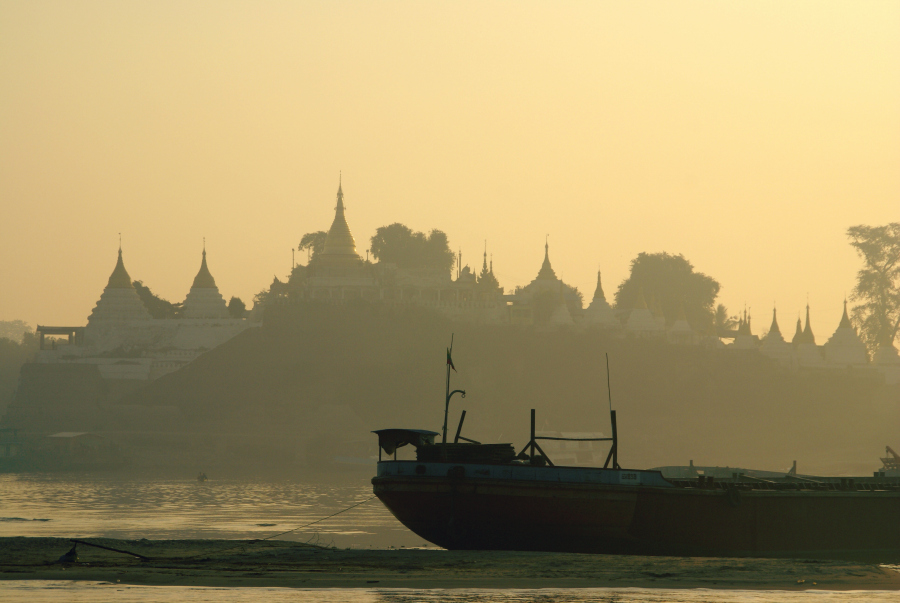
<box><xmin>2</xmin><ymin>1</ymin><xmax>898</xmax><ymax>333</ymax></box>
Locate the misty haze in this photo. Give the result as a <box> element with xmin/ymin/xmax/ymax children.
<box><xmin>0</xmin><ymin>1</ymin><xmax>898</xmax><ymax>601</ymax></box>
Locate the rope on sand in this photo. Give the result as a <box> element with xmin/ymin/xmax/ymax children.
<box><xmin>255</xmin><ymin>495</ymin><xmax>378</xmax><ymax>542</ymax></box>
<box><xmin>178</xmin><ymin>495</ymin><xmax>379</xmax><ymax>561</ymax></box>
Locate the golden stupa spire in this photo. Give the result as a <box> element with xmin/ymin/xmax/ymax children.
<box><xmin>106</xmin><ymin>236</ymin><xmax>134</xmax><ymax>289</ymax></box>
<box><xmin>768</xmin><ymin>306</ymin><xmax>782</xmax><ymax>337</ymax></box>
<box><xmin>592</xmin><ymin>270</ymin><xmax>605</xmax><ymax>302</ymax></box>
<box><xmin>839</xmin><ymin>299</ymin><xmax>853</xmax><ymax>329</ymax></box>
<box><xmin>321</xmin><ymin>174</ymin><xmax>359</xmax><ymax>260</ymax></box>
<box><xmin>536</xmin><ymin>235</ymin><xmax>557</xmax><ymax>280</ymax></box>
<box><xmin>191</xmin><ymin>238</ymin><xmax>217</xmax><ymax>289</ymax></box>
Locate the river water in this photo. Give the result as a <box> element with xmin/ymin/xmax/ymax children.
<box><xmin>1</xmin><ymin>473</ymin><xmax>898</xmax><ymax>602</ymax></box>
<box><xmin>0</xmin><ymin>472</ymin><xmax>423</xmax><ymax>548</ymax></box>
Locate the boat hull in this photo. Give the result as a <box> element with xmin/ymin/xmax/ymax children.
<box><xmin>373</xmin><ymin>462</ymin><xmax>900</xmax><ymax>557</ymax></box>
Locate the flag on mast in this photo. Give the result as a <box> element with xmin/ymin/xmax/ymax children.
<box><xmin>446</xmin><ymin>348</ymin><xmax>456</xmax><ymax>372</ymax></box>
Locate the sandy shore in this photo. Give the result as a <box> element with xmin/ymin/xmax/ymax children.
<box><xmin>1</xmin><ymin>537</ymin><xmax>899</xmax><ymax>590</ymax></box>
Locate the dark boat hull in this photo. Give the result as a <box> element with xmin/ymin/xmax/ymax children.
<box><xmin>373</xmin><ymin>462</ymin><xmax>900</xmax><ymax>558</ymax></box>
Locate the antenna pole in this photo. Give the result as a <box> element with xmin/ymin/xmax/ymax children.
<box><xmin>442</xmin><ymin>334</ymin><xmax>453</xmax><ymax>444</ymax></box>
<box><xmin>603</xmin><ymin>353</ymin><xmax>620</xmax><ymax>469</ymax></box>
<box><xmin>605</xmin><ymin>353</ymin><xmax>612</xmax><ymax>414</ymax></box>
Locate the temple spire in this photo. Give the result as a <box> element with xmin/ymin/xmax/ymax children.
<box><xmin>321</xmin><ymin>174</ymin><xmax>359</xmax><ymax>260</ymax></box>
<box><xmin>802</xmin><ymin>303</ymin><xmax>815</xmax><ymax>344</ymax></box>
<box><xmin>191</xmin><ymin>241</ymin><xmax>217</xmax><ymax>289</ymax></box>
<box><xmin>106</xmin><ymin>244</ymin><xmax>134</xmax><ymax>289</ymax></box>
<box><xmin>592</xmin><ymin>270</ymin><xmax>605</xmax><ymax>302</ymax></box>
<box><xmin>792</xmin><ymin>315</ymin><xmax>803</xmax><ymax>345</ymax></box>
<box><xmin>839</xmin><ymin>299</ymin><xmax>852</xmax><ymax>329</ymax></box>
<box><xmin>536</xmin><ymin>235</ymin><xmax>557</xmax><ymax>280</ymax></box>
<box><xmin>768</xmin><ymin>306</ymin><xmax>782</xmax><ymax>337</ymax></box>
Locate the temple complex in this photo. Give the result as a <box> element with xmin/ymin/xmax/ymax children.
<box><xmin>280</xmin><ymin>179</ymin><xmax>505</xmax><ymax>322</ymax></box>
<box><xmin>34</xmin><ymin>243</ymin><xmax>254</xmax><ymax>387</ymax></box>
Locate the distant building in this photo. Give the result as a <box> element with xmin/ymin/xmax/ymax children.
<box><xmin>822</xmin><ymin>301</ymin><xmax>868</xmax><ymax>369</ymax></box>
<box><xmin>582</xmin><ymin>271</ymin><xmax>621</xmax><ymax>332</ymax></box>
<box><xmin>276</xmin><ymin>178</ymin><xmax>505</xmax><ymax>323</ymax></box>
<box><xmin>35</xmin><ymin>243</ymin><xmax>254</xmax><ymax>385</ymax></box>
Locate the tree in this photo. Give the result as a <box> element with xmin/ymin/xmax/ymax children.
<box><xmin>370</xmin><ymin>223</ymin><xmax>456</xmax><ymax>276</ymax></box>
<box><xmin>133</xmin><ymin>281</ymin><xmax>182</xmax><ymax>318</ymax></box>
<box><xmin>227</xmin><ymin>297</ymin><xmax>246</xmax><ymax>319</ymax></box>
<box><xmin>299</xmin><ymin>231</ymin><xmax>327</xmax><ymax>262</ymax></box>
<box><xmin>847</xmin><ymin>223</ymin><xmax>900</xmax><ymax>350</ymax></box>
<box><xmin>614</xmin><ymin>252</ymin><xmax>720</xmax><ymax>327</ymax></box>
<box><xmin>0</xmin><ymin>320</ymin><xmax>31</xmax><ymax>344</ymax></box>
<box><xmin>714</xmin><ymin>304</ymin><xmax>738</xmax><ymax>332</ymax></box>
<box><xmin>0</xmin><ymin>327</ymin><xmax>38</xmax><ymax>412</ymax></box>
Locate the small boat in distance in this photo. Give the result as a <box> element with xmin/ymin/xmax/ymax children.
<box><xmin>372</xmin><ymin>343</ymin><xmax>900</xmax><ymax>558</ymax></box>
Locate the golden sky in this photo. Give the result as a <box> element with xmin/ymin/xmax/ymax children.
<box><xmin>1</xmin><ymin>1</ymin><xmax>898</xmax><ymax>333</ymax></box>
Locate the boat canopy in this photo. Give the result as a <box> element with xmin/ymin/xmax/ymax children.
<box><xmin>373</xmin><ymin>429</ymin><xmax>439</xmax><ymax>455</ymax></box>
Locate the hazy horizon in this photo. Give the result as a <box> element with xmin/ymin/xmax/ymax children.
<box><xmin>2</xmin><ymin>1</ymin><xmax>897</xmax><ymax>329</ymax></box>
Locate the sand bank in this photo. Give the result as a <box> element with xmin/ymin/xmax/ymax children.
<box><xmin>1</xmin><ymin>537</ymin><xmax>899</xmax><ymax>590</ymax></box>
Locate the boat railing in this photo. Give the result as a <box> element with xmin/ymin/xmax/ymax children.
<box><xmin>517</xmin><ymin>408</ymin><xmax>619</xmax><ymax>469</ymax></box>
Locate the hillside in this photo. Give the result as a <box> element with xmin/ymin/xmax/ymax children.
<box><xmin>123</xmin><ymin>303</ymin><xmax>899</xmax><ymax>475</ymax></box>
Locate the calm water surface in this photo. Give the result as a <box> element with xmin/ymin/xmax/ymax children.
<box><xmin>0</xmin><ymin>473</ymin><xmax>423</xmax><ymax>547</ymax></box>
<box><xmin>2</xmin><ymin>474</ymin><xmax>897</xmax><ymax>601</ymax></box>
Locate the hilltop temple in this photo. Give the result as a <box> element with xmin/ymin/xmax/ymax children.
<box><xmin>272</xmin><ymin>179</ymin><xmax>505</xmax><ymax>322</ymax></box>
<box><xmin>35</xmin><ymin>243</ymin><xmax>254</xmax><ymax>386</ymax></box>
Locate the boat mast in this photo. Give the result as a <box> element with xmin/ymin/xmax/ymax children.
<box><xmin>442</xmin><ymin>334</ymin><xmax>466</xmax><ymax>444</ymax></box>
<box><xmin>442</xmin><ymin>335</ymin><xmax>452</xmax><ymax>443</ymax></box>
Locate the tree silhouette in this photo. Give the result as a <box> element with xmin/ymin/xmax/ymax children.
<box><xmin>227</xmin><ymin>297</ymin><xmax>247</xmax><ymax>319</ymax></box>
<box><xmin>133</xmin><ymin>281</ymin><xmax>181</xmax><ymax>319</ymax></box>
<box><xmin>847</xmin><ymin>223</ymin><xmax>900</xmax><ymax>350</ymax></box>
<box><xmin>614</xmin><ymin>252</ymin><xmax>720</xmax><ymax>327</ymax></box>
<box><xmin>298</xmin><ymin>231</ymin><xmax>327</xmax><ymax>261</ymax></box>
<box><xmin>370</xmin><ymin>223</ymin><xmax>456</xmax><ymax>276</ymax></box>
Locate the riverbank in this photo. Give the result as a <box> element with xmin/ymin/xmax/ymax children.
<box><xmin>2</xmin><ymin>537</ymin><xmax>899</xmax><ymax>590</ymax></box>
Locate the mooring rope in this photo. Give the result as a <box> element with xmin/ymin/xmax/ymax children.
<box><xmin>256</xmin><ymin>495</ymin><xmax>378</xmax><ymax>542</ymax></box>
<box><xmin>171</xmin><ymin>494</ymin><xmax>379</xmax><ymax>561</ymax></box>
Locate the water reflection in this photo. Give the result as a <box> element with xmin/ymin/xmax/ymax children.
<box><xmin>0</xmin><ymin>474</ymin><xmax>425</xmax><ymax>548</ymax></box>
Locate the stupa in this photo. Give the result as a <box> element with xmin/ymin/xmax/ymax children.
<box><xmin>182</xmin><ymin>243</ymin><xmax>230</xmax><ymax>319</ymax></box>
<box><xmin>667</xmin><ymin>303</ymin><xmax>696</xmax><ymax>345</ymax></box>
<box><xmin>626</xmin><ymin>288</ymin><xmax>664</xmax><ymax>337</ymax></box>
<box><xmin>582</xmin><ymin>271</ymin><xmax>619</xmax><ymax>329</ymax></box>
<box><xmin>319</xmin><ymin>176</ymin><xmax>362</xmax><ymax>266</ymax></box>
<box><xmin>87</xmin><ymin>246</ymin><xmax>151</xmax><ymax>323</ymax></box>
<box><xmin>796</xmin><ymin>304</ymin><xmax>824</xmax><ymax>367</ymax></box>
<box><xmin>822</xmin><ymin>301</ymin><xmax>868</xmax><ymax>368</ymax></box>
<box><xmin>759</xmin><ymin>307</ymin><xmax>792</xmax><ymax>365</ymax></box>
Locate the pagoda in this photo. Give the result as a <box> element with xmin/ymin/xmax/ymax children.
<box><xmin>759</xmin><ymin>307</ymin><xmax>791</xmax><ymax>364</ymax></box>
<box><xmin>822</xmin><ymin>301</ymin><xmax>868</xmax><ymax>368</ymax></box>
<box><xmin>87</xmin><ymin>246</ymin><xmax>151</xmax><ymax>323</ymax></box>
<box><xmin>796</xmin><ymin>304</ymin><xmax>824</xmax><ymax>367</ymax></box>
<box><xmin>182</xmin><ymin>243</ymin><xmax>230</xmax><ymax>319</ymax></box>
<box><xmin>582</xmin><ymin>270</ymin><xmax>620</xmax><ymax>329</ymax></box>
<box><xmin>319</xmin><ymin>176</ymin><xmax>362</xmax><ymax>267</ymax></box>
<box><xmin>625</xmin><ymin>287</ymin><xmax>663</xmax><ymax>338</ymax></box>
